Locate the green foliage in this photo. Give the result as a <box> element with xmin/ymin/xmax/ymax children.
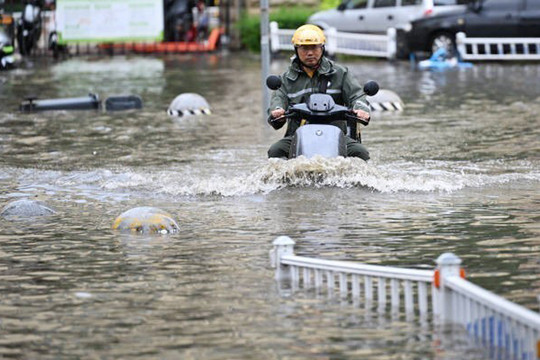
<box><xmin>237</xmin><ymin>6</ymin><xmax>316</xmax><ymax>53</ymax></box>
<box><xmin>271</xmin><ymin>6</ymin><xmax>315</xmax><ymax>29</ymax></box>
<box><xmin>236</xmin><ymin>15</ymin><xmax>262</xmax><ymax>53</ymax></box>
<box><xmin>319</xmin><ymin>0</ymin><xmax>341</xmax><ymax>10</ymax></box>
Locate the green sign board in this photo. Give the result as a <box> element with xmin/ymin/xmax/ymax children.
<box><xmin>56</xmin><ymin>0</ymin><xmax>164</xmax><ymax>43</ymax></box>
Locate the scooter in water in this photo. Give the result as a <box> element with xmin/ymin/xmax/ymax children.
<box><xmin>0</xmin><ymin>12</ymin><xmax>15</xmax><ymax>70</ymax></box>
<box><xmin>16</xmin><ymin>0</ymin><xmax>42</xmax><ymax>56</ymax></box>
<box><xmin>266</xmin><ymin>75</ymin><xmax>379</xmax><ymax>159</ymax></box>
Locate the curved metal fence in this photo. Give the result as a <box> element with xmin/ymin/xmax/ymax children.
<box><xmin>270</xmin><ymin>236</ymin><xmax>540</xmax><ymax>360</ymax></box>
<box><xmin>269</xmin><ymin>22</ymin><xmax>396</xmax><ymax>59</ymax></box>
<box><xmin>456</xmin><ymin>32</ymin><xmax>540</xmax><ymax>61</ymax></box>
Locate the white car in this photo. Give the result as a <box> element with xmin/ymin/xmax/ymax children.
<box><xmin>307</xmin><ymin>0</ymin><xmax>467</xmax><ymax>34</ymax></box>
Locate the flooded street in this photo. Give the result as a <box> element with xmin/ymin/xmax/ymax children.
<box><xmin>0</xmin><ymin>54</ymin><xmax>539</xmax><ymax>359</ymax></box>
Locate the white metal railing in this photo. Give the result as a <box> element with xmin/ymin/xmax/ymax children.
<box><xmin>445</xmin><ymin>276</ymin><xmax>540</xmax><ymax>359</ymax></box>
<box><xmin>269</xmin><ymin>22</ymin><xmax>396</xmax><ymax>60</ymax></box>
<box><xmin>270</xmin><ymin>236</ymin><xmax>540</xmax><ymax>360</ymax></box>
<box><xmin>456</xmin><ymin>32</ymin><xmax>540</xmax><ymax>61</ymax></box>
<box><xmin>269</xmin><ymin>23</ymin><xmax>295</xmax><ymax>53</ymax></box>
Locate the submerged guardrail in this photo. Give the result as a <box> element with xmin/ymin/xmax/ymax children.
<box><xmin>456</xmin><ymin>32</ymin><xmax>540</xmax><ymax>61</ymax></box>
<box><xmin>270</xmin><ymin>236</ymin><xmax>540</xmax><ymax>359</ymax></box>
<box><xmin>269</xmin><ymin>22</ymin><xmax>396</xmax><ymax>60</ymax></box>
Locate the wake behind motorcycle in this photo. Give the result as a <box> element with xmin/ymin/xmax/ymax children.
<box><xmin>266</xmin><ymin>75</ymin><xmax>379</xmax><ymax>159</ymax></box>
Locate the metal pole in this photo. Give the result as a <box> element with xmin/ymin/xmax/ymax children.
<box><xmin>224</xmin><ymin>0</ymin><xmax>230</xmax><ymax>44</ymax></box>
<box><xmin>260</xmin><ymin>0</ymin><xmax>270</xmax><ymax>121</ymax></box>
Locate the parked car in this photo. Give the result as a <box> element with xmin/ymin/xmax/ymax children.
<box><xmin>307</xmin><ymin>0</ymin><xmax>467</xmax><ymax>34</ymax></box>
<box><xmin>405</xmin><ymin>0</ymin><xmax>540</xmax><ymax>56</ymax></box>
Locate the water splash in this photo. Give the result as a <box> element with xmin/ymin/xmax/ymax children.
<box><xmin>2</xmin><ymin>157</ymin><xmax>538</xmax><ymax>199</ymax></box>
<box><xmin>98</xmin><ymin>157</ymin><xmax>539</xmax><ymax>197</ymax></box>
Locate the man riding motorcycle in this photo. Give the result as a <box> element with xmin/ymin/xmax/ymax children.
<box><xmin>267</xmin><ymin>24</ymin><xmax>371</xmax><ymax>160</ymax></box>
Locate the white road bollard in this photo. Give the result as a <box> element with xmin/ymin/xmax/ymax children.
<box><xmin>270</xmin><ymin>236</ymin><xmax>295</xmax><ymax>281</ymax></box>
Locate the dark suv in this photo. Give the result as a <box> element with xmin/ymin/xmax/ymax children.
<box><xmin>404</xmin><ymin>0</ymin><xmax>540</xmax><ymax>55</ymax></box>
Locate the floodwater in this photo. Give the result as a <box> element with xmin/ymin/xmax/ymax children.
<box><xmin>0</xmin><ymin>53</ymin><xmax>538</xmax><ymax>359</ymax></box>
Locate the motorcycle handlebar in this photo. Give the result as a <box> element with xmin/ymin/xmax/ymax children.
<box><xmin>267</xmin><ymin>113</ymin><xmax>289</xmax><ymax>129</ymax></box>
<box><xmin>269</xmin><ymin>110</ymin><xmax>369</xmax><ymax>127</ymax></box>
<box><xmin>345</xmin><ymin>111</ymin><xmax>369</xmax><ymax>126</ymax></box>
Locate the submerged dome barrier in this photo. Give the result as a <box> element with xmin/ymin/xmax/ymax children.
<box><xmin>112</xmin><ymin>207</ymin><xmax>179</xmax><ymax>234</ymax></box>
<box><xmin>167</xmin><ymin>93</ymin><xmax>211</xmax><ymax>117</ymax></box>
<box><xmin>1</xmin><ymin>199</ymin><xmax>56</xmax><ymax>218</ymax></box>
<box><xmin>367</xmin><ymin>89</ymin><xmax>404</xmax><ymax>112</ymax></box>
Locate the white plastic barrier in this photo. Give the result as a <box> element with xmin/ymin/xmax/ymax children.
<box><xmin>456</xmin><ymin>32</ymin><xmax>540</xmax><ymax>61</ymax></box>
<box><xmin>270</xmin><ymin>22</ymin><xmax>396</xmax><ymax>60</ymax></box>
<box><xmin>270</xmin><ymin>236</ymin><xmax>540</xmax><ymax>359</ymax></box>
<box><xmin>269</xmin><ymin>22</ymin><xmax>295</xmax><ymax>53</ymax></box>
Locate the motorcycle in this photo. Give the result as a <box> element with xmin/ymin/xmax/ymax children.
<box><xmin>16</xmin><ymin>0</ymin><xmax>42</xmax><ymax>56</ymax></box>
<box><xmin>266</xmin><ymin>75</ymin><xmax>379</xmax><ymax>158</ymax></box>
<box><xmin>0</xmin><ymin>12</ymin><xmax>14</xmax><ymax>70</ymax></box>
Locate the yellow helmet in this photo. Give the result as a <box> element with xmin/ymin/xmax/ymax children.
<box><xmin>291</xmin><ymin>24</ymin><xmax>326</xmax><ymax>47</ymax></box>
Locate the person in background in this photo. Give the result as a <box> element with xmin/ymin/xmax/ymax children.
<box><xmin>43</xmin><ymin>0</ymin><xmax>55</xmax><ymax>10</ymax></box>
<box><xmin>267</xmin><ymin>24</ymin><xmax>371</xmax><ymax>160</ymax></box>
<box><xmin>194</xmin><ymin>0</ymin><xmax>209</xmax><ymax>41</ymax></box>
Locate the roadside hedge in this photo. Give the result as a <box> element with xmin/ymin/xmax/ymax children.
<box><xmin>320</xmin><ymin>0</ymin><xmax>341</xmax><ymax>10</ymax></box>
<box><xmin>237</xmin><ymin>6</ymin><xmax>316</xmax><ymax>52</ymax></box>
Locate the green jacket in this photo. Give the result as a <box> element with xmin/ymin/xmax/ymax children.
<box><xmin>269</xmin><ymin>56</ymin><xmax>370</xmax><ymax>137</ymax></box>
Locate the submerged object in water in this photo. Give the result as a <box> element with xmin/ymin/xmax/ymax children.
<box><xmin>19</xmin><ymin>94</ymin><xmax>144</xmax><ymax>112</ymax></box>
<box><xmin>20</xmin><ymin>93</ymin><xmax>101</xmax><ymax>112</ymax></box>
<box><xmin>167</xmin><ymin>93</ymin><xmax>211</xmax><ymax>117</ymax></box>
<box><xmin>367</xmin><ymin>89</ymin><xmax>404</xmax><ymax>112</ymax></box>
<box><xmin>19</xmin><ymin>94</ymin><xmax>99</xmax><ymax>112</ymax></box>
<box><xmin>104</xmin><ymin>95</ymin><xmax>143</xmax><ymax>112</ymax></box>
<box><xmin>112</xmin><ymin>207</ymin><xmax>179</xmax><ymax>234</ymax></box>
<box><xmin>1</xmin><ymin>199</ymin><xmax>56</xmax><ymax>218</ymax></box>
<box><xmin>417</xmin><ymin>48</ymin><xmax>473</xmax><ymax>71</ymax></box>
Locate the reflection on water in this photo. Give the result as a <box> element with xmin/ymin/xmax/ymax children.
<box><xmin>0</xmin><ymin>55</ymin><xmax>539</xmax><ymax>359</ymax></box>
